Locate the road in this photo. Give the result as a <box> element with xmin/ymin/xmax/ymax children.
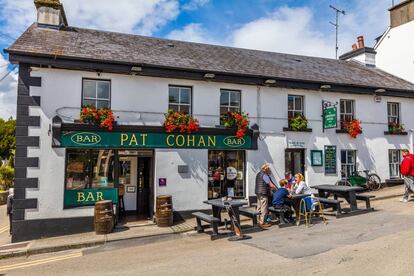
<box><xmin>1</xmin><ymin>197</ymin><xmax>414</xmax><ymax>275</ymax></box>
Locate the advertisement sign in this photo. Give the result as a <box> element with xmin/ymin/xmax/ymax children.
<box><xmin>64</xmin><ymin>188</ymin><xmax>118</xmax><ymax>208</ymax></box>
<box><xmin>323</xmin><ymin>106</ymin><xmax>337</xmax><ymax>129</ymax></box>
<box><xmin>324</xmin><ymin>146</ymin><xmax>337</xmax><ymax>175</ymax></box>
<box><xmin>61</xmin><ymin>131</ymin><xmax>253</xmax><ymax>150</ymax></box>
<box><xmin>226</xmin><ymin>167</ymin><xmax>238</xmax><ymax>180</ymax></box>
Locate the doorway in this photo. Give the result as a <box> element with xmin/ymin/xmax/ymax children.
<box><xmin>118</xmin><ymin>150</ymin><xmax>153</xmax><ymax>222</ymax></box>
<box><xmin>285</xmin><ymin>149</ymin><xmax>305</xmax><ymax>176</ymax></box>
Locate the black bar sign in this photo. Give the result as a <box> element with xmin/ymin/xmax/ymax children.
<box><xmin>324</xmin><ymin>145</ymin><xmax>337</xmax><ymax>175</ymax></box>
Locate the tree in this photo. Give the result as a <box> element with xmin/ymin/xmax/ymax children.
<box><xmin>0</xmin><ymin>118</ymin><xmax>16</xmax><ymax>161</ymax></box>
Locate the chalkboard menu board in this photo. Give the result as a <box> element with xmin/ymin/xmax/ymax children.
<box><xmin>324</xmin><ymin>145</ymin><xmax>337</xmax><ymax>175</ymax></box>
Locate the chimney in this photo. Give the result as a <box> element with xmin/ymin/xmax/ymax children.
<box><xmin>389</xmin><ymin>0</ymin><xmax>414</xmax><ymax>28</ymax></box>
<box><xmin>34</xmin><ymin>0</ymin><xmax>68</xmax><ymax>28</ymax></box>
<box><xmin>339</xmin><ymin>36</ymin><xmax>376</xmax><ymax>67</ymax></box>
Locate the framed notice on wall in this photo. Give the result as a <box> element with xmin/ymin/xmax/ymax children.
<box><xmin>324</xmin><ymin>145</ymin><xmax>337</xmax><ymax>175</ymax></box>
<box><xmin>311</xmin><ymin>150</ymin><xmax>323</xmax><ymax>166</ymax></box>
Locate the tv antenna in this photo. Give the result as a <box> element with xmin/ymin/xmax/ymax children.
<box><xmin>329</xmin><ymin>5</ymin><xmax>346</xmax><ymax>59</ymax></box>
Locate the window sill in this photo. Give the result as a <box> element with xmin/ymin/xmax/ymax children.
<box><xmin>283</xmin><ymin>127</ymin><xmax>312</xmax><ymax>132</ymax></box>
<box><xmin>384</xmin><ymin>131</ymin><xmax>408</xmax><ymax>136</ymax></box>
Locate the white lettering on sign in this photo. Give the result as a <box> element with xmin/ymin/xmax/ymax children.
<box><xmin>287</xmin><ymin>140</ymin><xmax>306</xmax><ymax>149</ymax></box>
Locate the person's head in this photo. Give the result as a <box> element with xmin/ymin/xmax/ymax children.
<box><xmin>8</xmin><ymin>188</ymin><xmax>14</xmax><ymax>197</ymax></box>
<box><xmin>294</xmin><ymin>173</ymin><xmax>305</xmax><ymax>183</ymax></box>
<box><xmin>261</xmin><ymin>163</ymin><xmax>271</xmax><ymax>174</ymax></box>
<box><xmin>285</xmin><ymin>171</ymin><xmax>291</xmax><ymax>180</ymax></box>
<box><xmin>402</xmin><ymin>149</ymin><xmax>410</xmax><ymax>157</ymax></box>
<box><xmin>279</xmin><ymin>179</ymin><xmax>288</xmax><ymax>187</ymax></box>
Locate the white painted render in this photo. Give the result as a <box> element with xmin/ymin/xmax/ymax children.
<box><xmin>24</xmin><ymin>67</ymin><xmax>414</xmax><ymax>219</ymax></box>
<box><xmin>375</xmin><ymin>21</ymin><xmax>414</xmax><ymax>83</ymax></box>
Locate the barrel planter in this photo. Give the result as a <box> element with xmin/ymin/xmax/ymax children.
<box><xmin>0</xmin><ymin>191</ymin><xmax>8</xmax><ymax>205</ymax></box>
<box><xmin>94</xmin><ymin>200</ymin><xmax>114</xmax><ymax>235</ymax></box>
<box><xmin>156</xmin><ymin>195</ymin><xmax>173</xmax><ymax>227</ymax></box>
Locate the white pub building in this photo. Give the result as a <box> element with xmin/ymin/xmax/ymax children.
<box><xmin>6</xmin><ymin>0</ymin><xmax>414</xmax><ymax>242</ymax></box>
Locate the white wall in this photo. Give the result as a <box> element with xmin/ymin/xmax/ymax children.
<box><xmin>376</xmin><ymin>22</ymin><xmax>414</xmax><ymax>83</ymax></box>
<box><xmin>24</xmin><ymin>67</ymin><xmax>414</xmax><ymax>219</ymax></box>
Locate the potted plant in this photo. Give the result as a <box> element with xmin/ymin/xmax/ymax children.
<box><xmin>388</xmin><ymin>122</ymin><xmax>405</xmax><ymax>134</ymax></box>
<box><xmin>80</xmin><ymin>106</ymin><xmax>115</xmax><ymax>131</ymax></box>
<box><xmin>164</xmin><ymin>110</ymin><xmax>199</xmax><ymax>134</ymax></box>
<box><xmin>343</xmin><ymin>119</ymin><xmax>362</xmax><ymax>138</ymax></box>
<box><xmin>221</xmin><ymin>112</ymin><xmax>250</xmax><ymax>139</ymax></box>
<box><xmin>288</xmin><ymin>115</ymin><xmax>308</xmax><ymax>131</ymax></box>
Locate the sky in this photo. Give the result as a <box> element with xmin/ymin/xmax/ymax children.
<box><xmin>0</xmin><ymin>0</ymin><xmax>399</xmax><ymax>119</ymax></box>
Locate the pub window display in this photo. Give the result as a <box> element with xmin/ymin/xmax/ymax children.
<box><xmin>65</xmin><ymin>149</ymin><xmax>115</xmax><ymax>190</ymax></box>
<box><xmin>208</xmin><ymin>150</ymin><xmax>245</xmax><ymax>199</ymax></box>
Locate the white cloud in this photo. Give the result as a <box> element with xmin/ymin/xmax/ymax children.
<box><xmin>0</xmin><ymin>55</ymin><xmax>17</xmax><ymax>120</ymax></box>
<box><xmin>230</xmin><ymin>6</ymin><xmax>335</xmax><ymax>58</ymax></box>
<box><xmin>182</xmin><ymin>0</ymin><xmax>210</xmax><ymax>11</ymax></box>
<box><xmin>167</xmin><ymin>23</ymin><xmax>215</xmax><ymax>44</ymax></box>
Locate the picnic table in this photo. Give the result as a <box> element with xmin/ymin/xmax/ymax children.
<box><xmin>314</xmin><ymin>185</ymin><xmax>373</xmax><ymax>217</ymax></box>
<box><xmin>203</xmin><ymin>199</ymin><xmax>248</xmax><ymax>224</ymax></box>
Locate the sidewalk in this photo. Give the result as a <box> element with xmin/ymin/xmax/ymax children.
<box><xmin>0</xmin><ymin>185</ymin><xmax>405</xmax><ymax>260</ymax></box>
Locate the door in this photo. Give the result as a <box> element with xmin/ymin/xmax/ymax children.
<box><xmin>285</xmin><ymin>149</ymin><xmax>305</xmax><ymax>176</ymax></box>
<box><xmin>136</xmin><ymin>157</ymin><xmax>151</xmax><ymax>217</ymax></box>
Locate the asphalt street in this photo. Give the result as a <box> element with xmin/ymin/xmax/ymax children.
<box><xmin>1</xmin><ymin>197</ymin><xmax>414</xmax><ymax>276</ymax></box>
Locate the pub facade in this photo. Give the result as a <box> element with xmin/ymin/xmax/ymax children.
<box><xmin>6</xmin><ymin>0</ymin><xmax>414</xmax><ymax>242</ymax></box>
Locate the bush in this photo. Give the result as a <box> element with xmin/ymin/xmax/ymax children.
<box><xmin>0</xmin><ymin>166</ymin><xmax>14</xmax><ymax>191</ymax></box>
<box><xmin>288</xmin><ymin>115</ymin><xmax>308</xmax><ymax>131</ymax></box>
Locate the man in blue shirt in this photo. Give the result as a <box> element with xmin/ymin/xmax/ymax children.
<box><xmin>272</xmin><ymin>179</ymin><xmax>293</xmax><ymax>223</ymax></box>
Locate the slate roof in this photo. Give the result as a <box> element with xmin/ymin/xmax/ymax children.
<box><xmin>6</xmin><ymin>24</ymin><xmax>414</xmax><ymax>91</ymax></box>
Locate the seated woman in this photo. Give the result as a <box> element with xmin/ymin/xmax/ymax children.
<box><xmin>293</xmin><ymin>173</ymin><xmax>312</xmax><ymax>195</ymax></box>
<box><xmin>272</xmin><ymin>179</ymin><xmax>293</xmax><ymax>222</ymax></box>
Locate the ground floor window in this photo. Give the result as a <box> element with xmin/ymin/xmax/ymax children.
<box><xmin>341</xmin><ymin>150</ymin><xmax>357</xmax><ymax>178</ymax></box>
<box><xmin>389</xmin><ymin>150</ymin><xmax>402</xmax><ymax>179</ymax></box>
<box><xmin>208</xmin><ymin>150</ymin><xmax>245</xmax><ymax>199</ymax></box>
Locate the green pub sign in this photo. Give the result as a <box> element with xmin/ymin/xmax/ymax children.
<box><xmin>323</xmin><ymin>106</ymin><xmax>337</xmax><ymax>129</ymax></box>
<box><xmin>61</xmin><ymin>131</ymin><xmax>253</xmax><ymax>149</ymax></box>
<box><xmin>64</xmin><ymin>188</ymin><xmax>118</xmax><ymax>208</ymax></box>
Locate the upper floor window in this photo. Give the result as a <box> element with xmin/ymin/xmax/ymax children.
<box><xmin>169</xmin><ymin>86</ymin><xmax>192</xmax><ymax>114</ymax></box>
<box><xmin>82</xmin><ymin>79</ymin><xmax>111</xmax><ymax>108</ymax></box>
<box><xmin>220</xmin><ymin>89</ymin><xmax>241</xmax><ymax>124</ymax></box>
<box><xmin>340</xmin><ymin>99</ymin><xmax>354</xmax><ymax>129</ymax></box>
<box><xmin>387</xmin><ymin>102</ymin><xmax>400</xmax><ymax>125</ymax></box>
<box><xmin>288</xmin><ymin>95</ymin><xmax>304</xmax><ymax>119</ymax></box>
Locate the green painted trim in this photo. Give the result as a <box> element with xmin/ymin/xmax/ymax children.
<box><xmin>310</xmin><ymin>150</ymin><xmax>323</xmax><ymax>166</ymax></box>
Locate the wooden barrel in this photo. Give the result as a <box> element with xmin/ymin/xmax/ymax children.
<box><xmin>156</xmin><ymin>195</ymin><xmax>173</xmax><ymax>227</ymax></box>
<box><xmin>94</xmin><ymin>200</ymin><xmax>114</xmax><ymax>234</ymax></box>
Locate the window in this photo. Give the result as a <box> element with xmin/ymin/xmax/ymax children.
<box><xmin>208</xmin><ymin>150</ymin><xmax>245</xmax><ymax>199</ymax></box>
<box><xmin>288</xmin><ymin>95</ymin><xmax>304</xmax><ymax>119</ymax></box>
<box><xmin>387</xmin><ymin>102</ymin><xmax>400</xmax><ymax>125</ymax></box>
<box><xmin>340</xmin><ymin>99</ymin><xmax>354</xmax><ymax>129</ymax></box>
<box><xmin>168</xmin><ymin>86</ymin><xmax>192</xmax><ymax>114</ymax></box>
<box><xmin>65</xmin><ymin>149</ymin><xmax>115</xmax><ymax>190</ymax></box>
<box><xmin>389</xmin><ymin>150</ymin><xmax>402</xmax><ymax>178</ymax></box>
<box><xmin>341</xmin><ymin>150</ymin><xmax>357</xmax><ymax>178</ymax></box>
<box><xmin>220</xmin><ymin>89</ymin><xmax>241</xmax><ymax>124</ymax></box>
<box><xmin>82</xmin><ymin>79</ymin><xmax>111</xmax><ymax>108</ymax></box>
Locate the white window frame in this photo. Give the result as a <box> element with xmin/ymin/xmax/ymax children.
<box><xmin>168</xmin><ymin>86</ymin><xmax>192</xmax><ymax>114</ymax></box>
<box><xmin>220</xmin><ymin>89</ymin><xmax>241</xmax><ymax>124</ymax></box>
<box><xmin>387</xmin><ymin>102</ymin><xmax>400</xmax><ymax>125</ymax></box>
<box><xmin>82</xmin><ymin>79</ymin><xmax>111</xmax><ymax>108</ymax></box>
<box><xmin>340</xmin><ymin>99</ymin><xmax>355</xmax><ymax>129</ymax></box>
<box><xmin>288</xmin><ymin>95</ymin><xmax>304</xmax><ymax>118</ymax></box>
<box><xmin>341</xmin><ymin>150</ymin><xmax>357</xmax><ymax>178</ymax></box>
<box><xmin>389</xmin><ymin>149</ymin><xmax>402</xmax><ymax>179</ymax></box>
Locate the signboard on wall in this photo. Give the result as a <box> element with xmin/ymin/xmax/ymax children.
<box><xmin>60</xmin><ymin>131</ymin><xmax>253</xmax><ymax>150</ymax></box>
<box><xmin>323</xmin><ymin>106</ymin><xmax>337</xmax><ymax>129</ymax></box>
<box><xmin>287</xmin><ymin>140</ymin><xmax>305</xmax><ymax>149</ymax></box>
<box><xmin>324</xmin><ymin>145</ymin><xmax>337</xmax><ymax>175</ymax></box>
<box><xmin>64</xmin><ymin>188</ymin><xmax>118</xmax><ymax>208</ymax></box>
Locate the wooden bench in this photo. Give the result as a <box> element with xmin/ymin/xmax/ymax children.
<box><xmin>315</xmin><ymin>197</ymin><xmax>343</xmax><ymax>216</ymax></box>
<box><xmin>269</xmin><ymin>206</ymin><xmax>292</xmax><ymax>227</ymax></box>
<box><xmin>192</xmin><ymin>212</ymin><xmax>221</xmax><ymax>240</ymax></box>
<box><xmin>356</xmin><ymin>194</ymin><xmax>375</xmax><ymax>209</ymax></box>
<box><xmin>239</xmin><ymin>208</ymin><xmax>260</xmax><ymax>227</ymax></box>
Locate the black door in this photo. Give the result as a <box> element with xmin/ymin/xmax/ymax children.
<box><xmin>136</xmin><ymin>157</ymin><xmax>151</xmax><ymax>217</ymax></box>
<box><xmin>285</xmin><ymin>149</ymin><xmax>305</xmax><ymax>176</ymax></box>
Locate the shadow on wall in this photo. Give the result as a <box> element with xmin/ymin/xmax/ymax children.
<box><xmin>177</xmin><ymin>151</ymin><xmax>207</xmax><ymax>183</ymax></box>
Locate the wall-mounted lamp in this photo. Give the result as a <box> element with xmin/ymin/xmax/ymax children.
<box><xmin>374</xmin><ymin>88</ymin><xmax>386</xmax><ymax>94</ymax></box>
<box><xmin>204</xmin><ymin>73</ymin><xmax>215</xmax><ymax>79</ymax></box>
<box><xmin>264</xmin><ymin>79</ymin><xmax>276</xmax><ymax>85</ymax></box>
<box><xmin>131</xmin><ymin>66</ymin><xmax>142</xmax><ymax>72</ymax></box>
<box><xmin>320</xmin><ymin>84</ymin><xmax>332</xmax><ymax>90</ymax></box>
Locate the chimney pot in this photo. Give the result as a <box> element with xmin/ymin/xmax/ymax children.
<box><xmin>352</xmin><ymin>44</ymin><xmax>358</xmax><ymax>50</ymax></box>
<box><xmin>34</xmin><ymin>0</ymin><xmax>68</xmax><ymax>28</ymax></box>
<box><xmin>357</xmin><ymin>36</ymin><xmax>365</xmax><ymax>48</ymax></box>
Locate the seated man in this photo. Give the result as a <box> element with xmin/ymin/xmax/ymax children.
<box><xmin>272</xmin><ymin>179</ymin><xmax>293</xmax><ymax>223</ymax></box>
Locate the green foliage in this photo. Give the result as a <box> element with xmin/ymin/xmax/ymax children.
<box><xmin>0</xmin><ymin>118</ymin><xmax>16</xmax><ymax>160</ymax></box>
<box><xmin>0</xmin><ymin>166</ymin><xmax>14</xmax><ymax>191</ymax></box>
<box><xmin>288</xmin><ymin>116</ymin><xmax>308</xmax><ymax>131</ymax></box>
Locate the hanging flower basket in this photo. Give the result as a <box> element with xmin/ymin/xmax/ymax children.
<box><xmin>388</xmin><ymin>122</ymin><xmax>405</xmax><ymax>134</ymax></box>
<box><xmin>164</xmin><ymin>110</ymin><xmax>199</xmax><ymax>134</ymax></box>
<box><xmin>221</xmin><ymin>112</ymin><xmax>249</xmax><ymax>139</ymax></box>
<box><xmin>343</xmin><ymin>119</ymin><xmax>362</xmax><ymax>138</ymax></box>
<box><xmin>80</xmin><ymin>106</ymin><xmax>115</xmax><ymax>131</ymax></box>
